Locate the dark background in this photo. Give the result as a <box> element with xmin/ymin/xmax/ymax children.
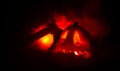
<box><xmin>6</xmin><ymin>0</ymin><xmax>120</xmax><ymax>70</ymax></box>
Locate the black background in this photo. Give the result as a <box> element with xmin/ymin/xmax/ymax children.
<box><xmin>6</xmin><ymin>0</ymin><xmax>120</xmax><ymax>70</ymax></box>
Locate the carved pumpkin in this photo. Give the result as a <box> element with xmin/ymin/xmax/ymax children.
<box><xmin>52</xmin><ymin>22</ymin><xmax>92</xmax><ymax>58</ymax></box>
<box><xmin>29</xmin><ymin>23</ymin><xmax>62</xmax><ymax>52</ymax></box>
<box><xmin>30</xmin><ymin>22</ymin><xmax>93</xmax><ymax>67</ymax></box>
<box><xmin>47</xmin><ymin>22</ymin><xmax>93</xmax><ymax>67</ymax></box>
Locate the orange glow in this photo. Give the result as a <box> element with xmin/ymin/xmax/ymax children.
<box><xmin>61</xmin><ymin>30</ymin><xmax>69</xmax><ymax>39</ymax></box>
<box><xmin>36</xmin><ymin>33</ymin><xmax>54</xmax><ymax>51</ymax></box>
<box><xmin>74</xmin><ymin>51</ymin><xmax>79</xmax><ymax>56</ymax></box>
<box><xmin>73</xmin><ymin>31</ymin><xmax>81</xmax><ymax>46</ymax></box>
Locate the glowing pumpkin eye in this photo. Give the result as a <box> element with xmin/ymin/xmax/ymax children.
<box><xmin>35</xmin><ymin>33</ymin><xmax>54</xmax><ymax>52</ymax></box>
<box><xmin>73</xmin><ymin>31</ymin><xmax>81</xmax><ymax>46</ymax></box>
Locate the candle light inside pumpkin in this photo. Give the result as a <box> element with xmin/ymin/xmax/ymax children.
<box><xmin>74</xmin><ymin>51</ymin><xmax>79</xmax><ymax>56</ymax></box>
<box><xmin>35</xmin><ymin>33</ymin><xmax>54</xmax><ymax>51</ymax></box>
<box><xmin>73</xmin><ymin>31</ymin><xmax>81</xmax><ymax>46</ymax></box>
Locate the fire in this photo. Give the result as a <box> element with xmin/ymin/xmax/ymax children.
<box><xmin>36</xmin><ymin>33</ymin><xmax>54</xmax><ymax>51</ymax></box>
<box><xmin>73</xmin><ymin>31</ymin><xmax>81</xmax><ymax>46</ymax></box>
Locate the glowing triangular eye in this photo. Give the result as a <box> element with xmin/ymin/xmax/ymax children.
<box><xmin>73</xmin><ymin>30</ymin><xmax>81</xmax><ymax>46</ymax></box>
<box><xmin>40</xmin><ymin>33</ymin><xmax>53</xmax><ymax>44</ymax></box>
<box><xmin>35</xmin><ymin>33</ymin><xmax>54</xmax><ymax>52</ymax></box>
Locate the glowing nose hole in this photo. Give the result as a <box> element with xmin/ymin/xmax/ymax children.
<box><xmin>61</xmin><ymin>30</ymin><xmax>69</xmax><ymax>39</ymax></box>
<box><xmin>60</xmin><ymin>30</ymin><xmax>69</xmax><ymax>43</ymax></box>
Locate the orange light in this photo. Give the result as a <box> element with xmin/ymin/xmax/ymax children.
<box><xmin>36</xmin><ymin>33</ymin><xmax>54</xmax><ymax>51</ymax></box>
<box><xmin>73</xmin><ymin>31</ymin><xmax>81</xmax><ymax>46</ymax></box>
<box><xmin>61</xmin><ymin>30</ymin><xmax>69</xmax><ymax>39</ymax></box>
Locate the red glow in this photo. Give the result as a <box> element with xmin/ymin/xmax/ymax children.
<box><xmin>73</xmin><ymin>30</ymin><xmax>90</xmax><ymax>47</ymax></box>
<box><xmin>32</xmin><ymin>23</ymin><xmax>48</xmax><ymax>34</ymax></box>
<box><xmin>82</xmin><ymin>15</ymin><xmax>110</xmax><ymax>39</ymax></box>
<box><xmin>54</xmin><ymin>15</ymin><xmax>73</xmax><ymax>30</ymax></box>
<box><xmin>35</xmin><ymin>33</ymin><xmax>54</xmax><ymax>51</ymax></box>
<box><xmin>84</xmin><ymin>51</ymin><xmax>91</xmax><ymax>59</ymax></box>
<box><xmin>74</xmin><ymin>51</ymin><xmax>91</xmax><ymax>57</ymax></box>
<box><xmin>52</xmin><ymin>11</ymin><xmax>110</xmax><ymax>40</ymax></box>
<box><xmin>29</xmin><ymin>0</ymin><xmax>111</xmax><ymax>66</ymax></box>
<box><xmin>52</xmin><ymin>29</ymin><xmax>91</xmax><ymax>58</ymax></box>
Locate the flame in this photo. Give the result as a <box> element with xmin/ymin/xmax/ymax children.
<box><xmin>73</xmin><ymin>31</ymin><xmax>81</xmax><ymax>46</ymax></box>
<box><xmin>36</xmin><ymin>33</ymin><xmax>54</xmax><ymax>51</ymax></box>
